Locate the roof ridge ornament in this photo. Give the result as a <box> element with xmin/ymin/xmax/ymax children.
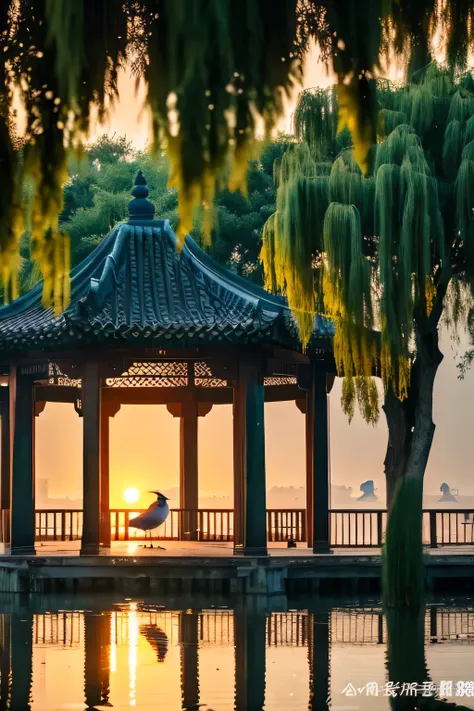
<box><xmin>128</xmin><ymin>170</ymin><xmax>156</xmax><ymax>221</ymax></box>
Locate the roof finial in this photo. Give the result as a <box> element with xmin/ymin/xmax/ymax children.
<box><xmin>128</xmin><ymin>171</ymin><xmax>155</xmax><ymax>221</ymax></box>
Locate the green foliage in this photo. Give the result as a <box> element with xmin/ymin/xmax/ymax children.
<box><xmin>261</xmin><ymin>142</ymin><xmax>333</xmax><ymax>342</ymax></box>
<box><xmin>57</xmin><ymin>140</ymin><xmax>172</xmax><ymax>264</ymax></box>
<box><xmin>262</xmin><ymin>65</ymin><xmax>474</xmax><ymax>417</ymax></box>
<box><xmin>1</xmin><ymin>1</ymin><xmax>474</xmax><ymax>311</ymax></box>
<box><xmin>16</xmin><ymin>135</ymin><xmax>280</xmax><ymax>288</ymax></box>
<box><xmin>140</xmin><ymin>0</ymin><xmax>301</xmax><ymax>240</ymax></box>
<box><xmin>377</xmin><ymin>109</ymin><xmax>406</xmax><ymax>138</ymax></box>
<box><xmin>443</xmin><ymin>120</ymin><xmax>464</xmax><ymax>180</ymax></box>
<box><xmin>294</xmin><ymin>88</ymin><xmax>338</xmax><ymax>159</ymax></box>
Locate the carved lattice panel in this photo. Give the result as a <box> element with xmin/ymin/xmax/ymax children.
<box><xmin>106</xmin><ymin>360</ymin><xmax>188</xmax><ymax>388</ymax></box>
<box><xmin>194</xmin><ymin>361</ymin><xmax>228</xmax><ymax>388</ymax></box>
<box><xmin>264</xmin><ymin>376</ymin><xmax>297</xmax><ymax>386</ymax></box>
<box><xmin>124</xmin><ymin>361</ymin><xmax>187</xmax><ymax>377</ymax></box>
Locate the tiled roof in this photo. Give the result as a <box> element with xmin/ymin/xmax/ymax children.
<box><xmin>0</xmin><ymin>176</ymin><xmax>334</xmax><ymax>352</ymax></box>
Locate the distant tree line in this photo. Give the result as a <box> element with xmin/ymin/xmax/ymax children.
<box><xmin>14</xmin><ymin>134</ymin><xmax>291</xmax><ymax>299</ymax></box>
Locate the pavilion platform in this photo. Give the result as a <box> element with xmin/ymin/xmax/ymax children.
<box><xmin>1</xmin><ymin>541</ymin><xmax>473</xmax><ymax>596</ymax></box>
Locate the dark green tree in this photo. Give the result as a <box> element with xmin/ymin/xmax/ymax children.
<box><xmin>17</xmin><ymin>135</ymin><xmax>286</xmax><ymax>290</ymax></box>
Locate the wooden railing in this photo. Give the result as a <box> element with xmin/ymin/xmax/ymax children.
<box><xmin>27</xmin><ymin>608</ymin><xmax>474</xmax><ymax>648</ymax></box>
<box><xmin>36</xmin><ymin>510</ymin><xmax>83</xmax><ymax>541</ymax></box>
<box><xmin>428</xmin><ymin>510</ymin><xmax>474</xmax><ymax>547</ymax></box>
<box><xmin>109</xmin><ymin>509</ymin><xmax>234</xmax><ymax>542</ymax></box>
<box><xmin>267</xmin><ymin>509</ymin><xmax>306</xmax><ymax>542</ymax></box>
<box><xmin>330</xmin><ymin>509</ymin><xmax>474</xmax><ymax>547</ymax></box>
<box><xmin>330</xmin><ymin>510</ymin><xmax>387</xmax><ymax>547</ymax></box>
<box><xmin>32</xmin><ymin>508</ymin><xmax>474</xmax><ymax>547</ymax></box>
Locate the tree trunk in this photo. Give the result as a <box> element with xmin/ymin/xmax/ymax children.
<box><xmin>383</xmin><ymin>385</ymin><xmax>412</xmax><ymax>514</ymax></box>
<box><xmin>383</xmin><ymin>324</ymin><xmax>444</xmax><ymax>608</ymax></box>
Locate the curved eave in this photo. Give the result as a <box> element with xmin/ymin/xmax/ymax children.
<box><xmin>0</xmin><ymin>218</ymin><xmax>334</xmax><ymax>352</ymax></box>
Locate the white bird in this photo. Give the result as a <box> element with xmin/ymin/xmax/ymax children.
<box><xmin>129</xmin><ymin>491</ymin><xmax>170</xmax><ymax>549</ymax></box>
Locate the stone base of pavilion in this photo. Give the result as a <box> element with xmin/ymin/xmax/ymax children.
<box><xmin>0</xmin><ymin>540</ymin><xmax>472</xmax><ymax>596</ymax></box>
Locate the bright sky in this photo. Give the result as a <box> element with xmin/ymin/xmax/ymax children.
<box><xmin>33</xmin><ymin>51</ymin><xmax>474</xmax><ymax>509</ymax></box>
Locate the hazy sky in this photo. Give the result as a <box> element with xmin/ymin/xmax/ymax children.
<box><xmin>34</xmin><ymin>52</ymin><xmax>474</xmax><ymax>508</ymax></box>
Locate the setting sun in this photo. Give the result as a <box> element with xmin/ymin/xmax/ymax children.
<box><xmin>123</xmin><ymin>487</ymin><xmax>140</xmax><ymax>504</ymax></box>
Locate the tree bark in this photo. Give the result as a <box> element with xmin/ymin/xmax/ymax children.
<box><xmin>383</xmin><ymin>384</ymin><xmax>412</xmax><ymax>514</ymax></box>
<box><xmin>404</xmin><ymin>330</ymin><xmax>443</xmax><ymax>482</ymax></box>
<box><xmin>383</xmin><ymin>321</ymin><xmax>444</xmax><ymax>608</ymax></box>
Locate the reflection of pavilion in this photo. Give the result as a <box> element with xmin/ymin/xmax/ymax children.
<box><xmin>3</xmin><ymin>606</ymin><xmax>474</xmax><ymax>710</ymax></box>
<box><xmin>0</xmin><ymin>173</ymin><xmax>335</xmax><ymax>557</ymax></box>
<box><xmin>0</xmin><ymin>607</ymin><xmax>331</xmax><ymax>711</ymax></box>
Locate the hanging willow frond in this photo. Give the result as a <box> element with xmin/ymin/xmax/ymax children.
<box><xmin>1</xmin><ymin>0</ymin><xmax>474</xmax><ymax>322</ymax></box>
<box><xmin>465</xmin><ymin>114</ymin><xmax>474</xmax><ymax>143</ymax></box>
<box><xmin>456</xmin><ymin>157</ymin><xmax>474</xmax><ymax>268</ymax></box>
<box><xmin>448</xmin><ymin>88</ymin><xmax>474</xmax><ymax>124</ymax></box>
<box><xmin>443</xmin><ymin>120</ymin><xmax>464</xmax><ymax>180</ymax></box>
<box><xmin>260</xmin><ymin>58</ymin><xmax>474</xmax><ymax>421</ymax></box>
<box><xmin>45</xmin><ymin>0</ymin><xmax>128</xmax><ymax>129</ymax></box>
<box><xmin>377</xmin><ymin>109</ymin><xmax>406</xmax><ymax>138</ymax></box>
<box><xmin>401</xmin><ymin>83</ymin><xmax>436</xmax><ymax>137</ymax></box>
<box><xmin>374</xmin><ymin>124</ymin><xmax>419</xmax><ymax>173</ymax></box>
<box><xmin>441</xmin><ymin>0</ymin><xmax>474</xmax><ymax>72</ymax></box>
<box><xmin>328</xmin><ymin>151</ymin><xmax>364</xmax><ymax>207</ymax></box>
<box><xmin>323</xmin><ymin>202</ymin><xmax>372</xmax><ymax>330</ymax></box>
<box><xmin>261</xmin><ymin>143</ymin><xmax>329</xmax><ymax>344</ymax></box>
<box><xmin>142</xmin><ymin>0</ymin><xmax>301</xmax><ymax>242</ymax></box>
<box><xmin>375</xmin><ymin>163</ymin><xmax>402</xmax><ymax>363</ymax></box>
<box><xmin>261</xmin><ymin>211</ymin><xmax>315</xmax><ymax>345</ymax></box>
<box><xmin>293</xmin><ymin>87</ymin><xmax>337</xmax><ymax>159</ymax></box>
<box><xmin>336</xmin><ymin>75</ymin><xmax>376</xmax><ymax>175</ymax></box>
<box><xmin>355</xmin><ymin>376</ymin><xmax>379</xmax><ymax>425</ymax></box>
<box><xmin>0</xmin><ymin>0</ymin><xmax>129</xmax><ymax>311</ymax></box>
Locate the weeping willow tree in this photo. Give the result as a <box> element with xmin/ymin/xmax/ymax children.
<box><xmin>261</xmin><ymin>65</ymin><xmax>474</xmax><ymax>607</ymax></box>
<box><xmin>0</xmin><ymin>0</ymin><xmax>473</xmax><ymax>313</ymax></box>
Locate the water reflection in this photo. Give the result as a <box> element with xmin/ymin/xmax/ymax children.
<box><xmin>84</xmin><ymin>613</ymin><xmax>110</xmax><ymax>709</ymax></box>
<box><xmin>0</xmin><ymin>599</ymin><xmax>473</xmax><ymax>710</ymax></box>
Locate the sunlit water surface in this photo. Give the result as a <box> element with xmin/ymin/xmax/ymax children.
<box><xmin>1</xmin><ymin>596</ymin><xmax>474</xmax><ymax>710</ymax></box>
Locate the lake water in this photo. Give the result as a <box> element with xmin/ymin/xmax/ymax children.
<box><xmin>1</xmin><ymin>594</ymin><xmax>474</xmax><ymax>711</ymax></box>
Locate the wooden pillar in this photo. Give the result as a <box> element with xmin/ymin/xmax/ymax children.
<box><xmin>180</xmin><ymin>396</ymin><xmax>199</xmax><ymax>539</ymax></box>
<box><xmin>233</xmin><ymin>363</ymin><xmax>267</xmax><ymax>556</ymax></box>
<box><xmin>308</xmin><ymin>612</ymin><xmax>330</xmax><ymax>711</ymax></box>
<box><xmin>179</xmin><ymin>612</ymin><xmax>199</xmax><ymax>710</ymax></box>
<box><xmin>0</xmin><ymin>614</ymin><xmax>11</xmax><ymax>710</ymax></box>
<box><xmin>100</xmin><ymin>407</ymin><xmax>111</xmax><ymax>547</ymax></box>
<box><xmin>81</xmin><ymin>361</ymin><xmax>101</xmax><ymax>555</ymax></box>
<box><xmin>305</xmin><ymin>389</ymin><xmax>314</xmax><ymax>548</ymax></box>
<box><xmin>311</xmin><ymin>363</ymin><xmax>330</xmax><ymax>553</ymax></box>
<box><xmin>234</xmin><ymin>605</ymin><xmax>266</xmax><ymax>711</ymax></box>
<box><xmin>10</xmin><ymin>613</ymin><xmax>33</xmax><ymax>711</ymax></box>
<box><xmin>429</xmin><ymin>607</ymin><xmax>438</xmax><ymax>643</ymax></box>
<box><xmin>0</xmin><ymin>388</ymin><xmax>10</xmax><ymax>511</ymax></box>
<box><xmin>10</xmin><ymin>368</ymin><xmax>36</xmax><ymax>555</ymax></box>
<box><xmin>0</xmin><ymin>388</ymin><xmax>10</xmax><ymax>550</ymax></box>
<box><xmin>84</xmin><ymin>613</ymin><xmax>111</xmax><ymax>709</ymax></box>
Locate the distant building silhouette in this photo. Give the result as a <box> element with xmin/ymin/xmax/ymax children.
<box><xmin>357</xmin><ymin>480</ymin><xmax>378</xmax><ymax>502</ymax></box>
<box><xmin>439</xmin><ymin>483</ymin><xmax>458</xmax><ymax>502</ymax></box>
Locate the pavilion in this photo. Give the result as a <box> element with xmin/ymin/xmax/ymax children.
<box><xmin>0</xmin><ymin>172</ymin><xmax>335</xmax><ymax>557</ymax></box>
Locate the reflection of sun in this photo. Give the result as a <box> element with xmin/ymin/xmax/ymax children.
<box><xmin>123</xmin><ymin>487</ymin><xmax>140</xmax><ymax>504</ymax></box>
